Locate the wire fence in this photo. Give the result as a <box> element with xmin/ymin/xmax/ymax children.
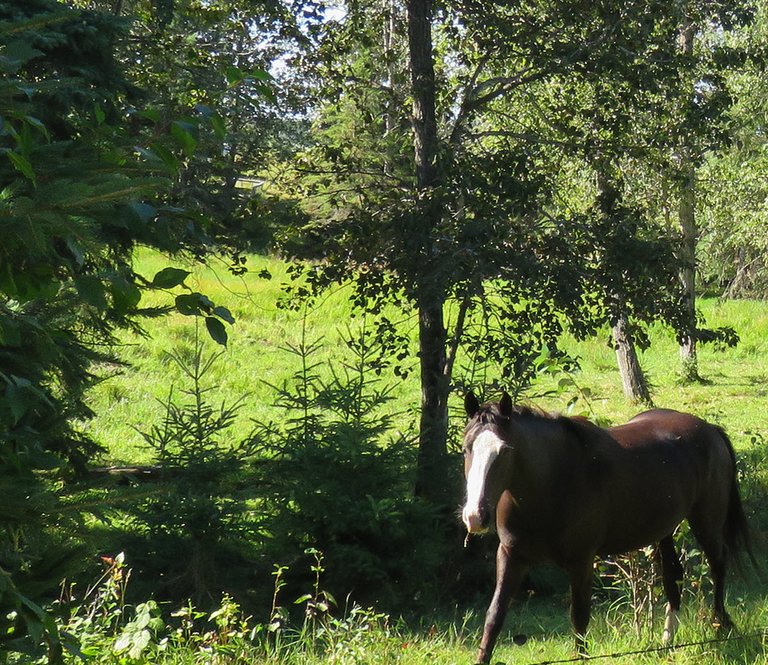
<box><xmin>522</xmin><ymin>629</ymin><xmax>768</xmax><ymax>665</ymax></box>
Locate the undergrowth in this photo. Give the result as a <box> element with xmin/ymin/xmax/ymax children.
<box><xmin>64</xmin><ymin>253</ymin><xmax>768</xmax><ymax>664</ymax></box>
<box><xmin>42</xmin><ymin>550</ymin><xmax>403</xmax><ymax>665</ymax></box>
<box><xmin>29</xmin><ymin>546</ymin><xmax>768</xmax><ymax>665</ymax></box>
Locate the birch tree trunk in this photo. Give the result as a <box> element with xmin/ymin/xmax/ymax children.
<box><xmin>612</xmin><ymin>313</ymin><xmax>653</xmax><ymax>405</ymax></box>
<box><xmin>597</xmin><ymin>169</ymin><xmax>654</xmax><ymax>404</ymax></box>
<box><xmin>678</xmin><ymin>18</ymin><xmax>700</xmax><ymax>382</ymax></box>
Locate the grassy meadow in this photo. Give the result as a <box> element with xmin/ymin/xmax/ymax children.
<box><xmin>85</xmin><ymin>249</ymin><xmax>424</xmax><ymax>466</ymax></box>
<box><xmin>86</xmin><ymin>249</ymin><xmax>768</xmax><ymax>463</ymax></box>
<box><xmin>77</xmin><ymin>248</ymin><xmax>768</xmax><ymax>664</ymax></box>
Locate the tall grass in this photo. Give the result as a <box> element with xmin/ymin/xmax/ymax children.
<box><xmin>84</xmin><ymin>248</ymin><xmax>421</xmax><ymax>465</ymax></box>
<box><xmin>51</xmin><ymin>552</ymin><xmax>768</xmax><ymax>664</ymax></box>
<box><xmin>76</xmin><ymin>249</ymin><xmax>768</xmax><ymax>664</ymax></box>
<box><xmin>86</xmin><ymin>249</ymin><xmax>767</xmax><ymax>462</ymax></box>
<box><xmin>49</xmin><ymin>542</ymin><xmax>768</xmax><ymax>664</ymax></box>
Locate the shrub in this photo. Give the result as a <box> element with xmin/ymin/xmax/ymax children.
<box><xmin>121</xmin><ymin>328</ymin><xmax>261</xmax><ymax>605</ymax></box>
<box><xmin>251</xmin><ymin>318</ymin><xmax>443</xmax><ymax>611</ymax></box>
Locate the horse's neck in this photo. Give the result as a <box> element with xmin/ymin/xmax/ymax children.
<box><xmin>512</xmin><ymin>417</ymin><xmax>575</xmax><ymax>494</ymax></box>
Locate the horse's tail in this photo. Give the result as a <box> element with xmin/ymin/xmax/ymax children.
<box><xmin>717</xmin><ymin>426</ymin><xmax>756</xmax><ymax>569</ymax></box>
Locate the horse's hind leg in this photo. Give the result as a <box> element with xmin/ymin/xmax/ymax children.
<box><xmin>657</xmin><ymin>535</ymin><xmax>683</xmax><ymax>644</ymax></box>
<box><xmin>568</xmin><ymin>560</ymin><xmax>594</xmax><ymax>657</ymax></box>
<box><xmin>706</xmin><ymin>546</ymin><xmax>733</xmax><ymax>630</ymax></box>
<box><xmin>689</xmin><ymin>520</ymin><xmax>734</xmax><ymax>630</ymax></box>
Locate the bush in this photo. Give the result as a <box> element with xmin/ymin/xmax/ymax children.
<box><xmin>118</xmin><ymin>328</ymin><xmax>261</xmax><ymax>606</ymax></box>
<box><xmin>251</xmin><ymin>318</ymin><xmax>444</xmax><ymax>611</ymax></box>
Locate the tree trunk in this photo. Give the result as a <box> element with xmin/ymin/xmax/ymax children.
<box><xmin>596</xmin><ymin>168</ymin><xmax>653</xmax><ymax>405</ymax></box>
<box><xmin>677</xmin><ymin>18</ymin><xmax>700</xmax><ymax>382</ymax></box>
<box><xmin>678</xmin><ymin>165</ymin><xmax>698</xmax><ymax>379</ymax></box>
<box><xmin>407</xmin><ymin>0</ymin><xmax>438</xmax><ymax>189</ymax></box>
<box><xmin>383</xmin><ymin>0</ymin><xmax>397</xmax><ymax>139</ymax></box>
<box><xmin>415</xmin><ymin>297</ymin><xmax>450</xmax><ymax>504</ymax></box>
<box><xmin>612</xmin><ymin>313</ymin><xmax>653</xmax><ymax>405</ymax></box>
<box><xmin>406</xmin><ymin>0</ymin><xmax>451</xmax><ymax>505</ymax></box>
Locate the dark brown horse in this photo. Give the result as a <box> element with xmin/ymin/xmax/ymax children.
<box><xmin>461</xmin><ymin>392</ymin><xmax>751</xmax><ymax>664</ymax></box>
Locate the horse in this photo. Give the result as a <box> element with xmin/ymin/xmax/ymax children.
<box><xmin>460</xmin><ymin>392</ymin><xmax>752</xmax><ymax>664</ymax></box>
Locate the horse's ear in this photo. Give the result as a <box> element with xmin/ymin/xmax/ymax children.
<box><xmin>499</xmin><ymin>392</ymin><xmax>513</xmax><ymax>417</ymax></box>
<box><xmin>464</xmin><ymin>391</ymin><xmax>480</xmax><ymax>417</ymax></box>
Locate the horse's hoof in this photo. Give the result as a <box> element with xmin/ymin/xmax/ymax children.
<box><xmin>713</xmin><ymin>620</ymin><xmax>735</xmax><ymax>632</ymax></box>
<box><xmin>513</xmin><ymin>633</ymin><xmax>527</xmax><ymax>646</ymax></box>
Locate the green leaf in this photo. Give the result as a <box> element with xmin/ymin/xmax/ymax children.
<box><xmin>210</xmin><ymin>113</ymin><xmax>226</xmax><ymax>140</ymax></box>
<box><xmin>137</xmin><ymin>108</ymin><xmax>161</xmax><ymax>123</ymax></box>
<box><xmin>75</xmin><ymin>276</ymin><xmax>108</xmax><ymax>309</ymax></box>
<box><xmin>171</xmin><ymin>120</ymin><xmax>198</xmax><ymax>156</ymax></box>
<box><xmin>146</xmin><ymin>142</ymin><xmax>180</xmax><ymax>171</ymax></box>
<box><xmin>22</xmin><ymin>115</ymin><xmax>48</xmax><ymax>139</ymax></box>
<box><xmin>128</xmin><ymin>630</ymin><xmax>150</xmax><ymax>659</ymax></box>
<box><xmin>65</xmin><ymin>237</ymin><xmax>85</xmax><ymax>268</ymax></box>
<box><xmin>205</xmin><ymin>317</ymin><xmax>228</xmax><ymax>346</ymax></box>
<box><xmin>129</xmin><ymin>201</ymin><xmax>156</xmax><ymax>223</ymax></box>
<box><xmin>113</xmin><ymin>632</ymin><xmax>132</xmax><ymax>653</ymax></box>
<box><xmin>213</xmin><ymin>306</ymin><xmax>235</xmax><ymax>324</ymax></box>
<box><xmin>152</xmin><ymin>267</ymin><xmax>190</xmax><ymax>289</ymax></box>
<box><xmin>60</xmin><ymin>629</ymin><xmax>86</xmax><ymax>660</ymax></box>
<box><xmin>94</xmin><ymin>103</ymin><xmax>106</xmax><ymax>125</ymax></box>
<box><xmin>252</xmin><ymin>82</ymin><xmax>276</xmax><ymax>103</ymax></box>
<box><xmin>225</xmin><ymin>65</ymin><xmax>245</xmax><ymax>86</ymax></box>
<box><xmin>6</xmin><ymin>151</ymin><xmax>35</xmax><ymax>181</ymax></box>
<box><xmin>250</xmin><ymin>68</ymin><xmax>273</xmax><ymax>82</ymax></box>
<box><xmin>111</xmin><ymin>277</ymin><xmax>142</xmax><ymax>312</ymax></box>
<box><xmin>175</xmin><ymin>293</ymin><xmax>202</xmax><ymax>316</ymax></box>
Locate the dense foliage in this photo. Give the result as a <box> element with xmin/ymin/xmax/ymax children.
<box><xmin>2</xmin><ymin>0</ymin><xmax>768</xmax><ymax>660</ymax></box>
<box><xmin>0</xmin><ymin>0</ymin><xmax>233</xmax><ymax>658</ymax></box>
<box><xmin>278</xmin><ymin>0</ymin><xmax>739</xmax><ymax>499</ymax></box>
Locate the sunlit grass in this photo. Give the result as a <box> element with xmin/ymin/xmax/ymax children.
<box><xmin>87</xmin><ymin>249</ymin><xmax>768</xmax><ymax>465</ymax></box>
<box><xmin>78</xmin><ymin>249</ymin><xmax>768</xmax><ymax>664</ymax></box>
<box><xmin>84</xmin><ymin>248</ymin><xmax>420</xmax><ymax>464</ymax></box>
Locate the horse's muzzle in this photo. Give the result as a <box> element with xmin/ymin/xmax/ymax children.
<box><xmin>462</xmin><ymin>501</ymin><xmax>491</xmax><ymax>533</ymax></box>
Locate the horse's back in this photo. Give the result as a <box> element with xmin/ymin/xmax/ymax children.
<box><xmin>594</xmin><ymin>409</ymin><xmax>734</xmax><ymax>554</ymax></box>
<box><xmin>609</xmin><ymin>408</ymin><xmax>723</xmax><ymax>451</ymax></box>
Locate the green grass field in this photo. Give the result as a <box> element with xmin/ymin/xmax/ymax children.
<box><xmin>77</xmin><ymin>249</ymin><xmax>768</xmax><ymax>664</ymax></box>
<box><xmin>86</xmin><ymin>249</ymin><xmax>768</xmax><ymax>463</ymax></box>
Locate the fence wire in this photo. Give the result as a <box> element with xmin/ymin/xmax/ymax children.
<box><xmin>522</xmin><ymin>629</ymin><xmax>768</xmax><ymax>665</ymax></box>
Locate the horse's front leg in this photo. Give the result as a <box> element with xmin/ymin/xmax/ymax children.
<box><xmin>476</xmin><ymin>543</ymin><xmax>528</xmax><ymax>664</ymax></box>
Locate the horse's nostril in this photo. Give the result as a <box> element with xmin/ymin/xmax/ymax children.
<box><xmin>463</xmin><ymin>502</ymin><xmax>491</xmax><ymax>533</ymax></box>
<box><xmin>463</xmin><ymin>502</ymin><xmax>491</xmax><ymax>534</ymax></box>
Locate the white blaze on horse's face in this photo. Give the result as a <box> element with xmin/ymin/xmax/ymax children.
<box><xmin>462</xmin><ymin>430</ymin><xmax>508</xmax><ymax>534</ymax></box>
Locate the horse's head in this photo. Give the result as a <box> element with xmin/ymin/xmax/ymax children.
<box><xmin>461</xmin><ymin>391</ymin><xmax>515</xmax><ymax>534</ymax></box>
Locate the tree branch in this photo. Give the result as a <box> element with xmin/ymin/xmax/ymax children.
<box><xmin>444</xmin><ymin>295</ymin><xmax>471</xmax><ymax>383</ymax></box>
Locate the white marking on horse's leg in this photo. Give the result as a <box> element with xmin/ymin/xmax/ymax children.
<box><xmin>662</xmin><ymin>603</ymin><xmax>679</xmax><ymax>645</ymax></box>
<box><xmin>462</xmin><ymin>431</ymin><xmax>506</xmax><ymax>533</ymax></box>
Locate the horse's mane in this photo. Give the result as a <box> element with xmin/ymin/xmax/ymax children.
<box><xmin>518</xmin><ymin>405</ymin><xmax>604</xmax><ymax>447</ymax></box>
<box><xmin>510</xmin><ymin>403</ymin><xmax>550</xmax><ymax>418</ymax></box>
<box><xmin>473</xmin><ymin>401</ymin><xmax>603</xmax><ymax>451</ymax></box>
